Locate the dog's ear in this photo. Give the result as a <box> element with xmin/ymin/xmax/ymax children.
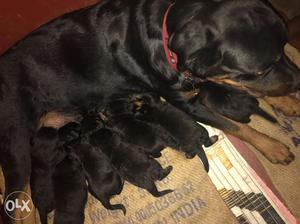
<box><xmin>182</xmin><ymin>42</ymin><xmax>222</xmax><ymax>75</ymax></box>
<box><xmin>168</xmin><ymin>26</ymin><xmax>222</xmax><ymax>76</ymax></box>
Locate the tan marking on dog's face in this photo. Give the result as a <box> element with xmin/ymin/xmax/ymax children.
<box><xmin>207</xmin><ymin>77</ymin><xmax>264</xmax><ymax>97</ymax></box>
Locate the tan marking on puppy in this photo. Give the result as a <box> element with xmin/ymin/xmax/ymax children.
<box><xmin>264</xmin><ymin>95</ymin><xmax>300</xmax><ymax>117</ymax></box>
<box><xmin>225</xmin><ymin>119</ymin><xmax>295</xmax><ymax>165</ymax></box>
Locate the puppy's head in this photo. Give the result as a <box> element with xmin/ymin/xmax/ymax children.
<box><xmin>167</xmin><ymin>0</ymin><xmax>300</xmax><ymax>96</ymax></box>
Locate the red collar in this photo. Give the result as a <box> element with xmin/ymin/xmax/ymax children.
<box><xmin>162</xmin><ymin>4</ymin><xmax>192</xmax><ymax>77</ymax></box>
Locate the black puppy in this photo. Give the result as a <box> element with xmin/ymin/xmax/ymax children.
<box><xmin>110</xmin><ymin>93</ymin><xmax>217</xmax><ymax>171</ymax></box>
<box><xmin>30</xmin><ymin>127</ymin><xmax>64</xmax><ymax>224</ymax></box>
<box><xmin>104</xmin><ymin>111</ymin><xmax>178</xmax><ymax>158</ymax></box>
<box><xmin>58</xmin><ymin>119</ymin><xmax>126</xmax><ymax>214</ymax></box>
<box><xmin>89</xmin><ymin>128</ymin><xmax>173</xmax><ymax>197</ymax></box>
<box><xmin>31</xmin><ymin>123</ymin><xmax>82</xmax><ymax>224</ymax></box>
<box><xmin>53</xmin><ymin>155</ymin><xmax>87</xmax><ymax>224</ymax></box>
<box><xmin>70</xmin><ymin>142</ymin><xmax>126</xmax><ymax>214</ymax></box>
<box><xmin>192</xmin><ymin>81</ymin><xmax>277</xmax><ymax>123</ymax></box>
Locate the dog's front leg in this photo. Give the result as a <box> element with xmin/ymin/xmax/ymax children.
<box><xmin>225</xmin><ymin>119</ymin><xmax>295</xmax><ymax>165</ymax></box>
<box><xmin>264</xmin><ymin>95</ymin><xmax>300</xmax><ymax>117</ymax></box>
<box><xmin>0</xmin><ymin>127</ymin><xmax>36</xmax><ymax>224</ymax></box>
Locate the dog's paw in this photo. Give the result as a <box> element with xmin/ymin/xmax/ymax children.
<box><xmin>265</xmin><ymin>96</ymin><xmax>300</xmax><ymax>117</ymax></box>
<box><xmin>261</xmin><ymin>142</ymin><xmax>295</xmax><ymax>165</ymax></box>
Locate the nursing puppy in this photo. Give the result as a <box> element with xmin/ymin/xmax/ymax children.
<box><xmin>105</xmin><ymin>113</ymin><xmax>178</xmax><ymax>158</ymax></box>
<box><xmin>31</xmin><ymin>123</ymin><xmax>83</xmax><ymax>224</ymax></box>
<box><xmin>53</xmin><ymin>155</ymin><xmax>87</xmax><ymax>224</ymax></box>
<box><xmin>30</xmin><ymin>127</ymin><xmax>64</xmax><ymax>224</ymax></box>
<box><xmin>89</xmin><ymin>128</ymin><xmax>173</xmax><ymax>197</ymax></box>
<box><xmin>193</xmin><ymin>81</ymin><xmax>277</xmax><ymax>123</ymax></box>
<box><xmin>107</xmin><ymin>93</ymin><xmax>217</xmax><ymax>171</ymax></box>
<box><xmin>70</xmin><ymin>142</ymin><xmax>126</xmax><ymax>214</ymax></box>
<box><xmin>79</xmin><ymin>105</ymin><xmax>177</xmax><ymax>158</ymax></box>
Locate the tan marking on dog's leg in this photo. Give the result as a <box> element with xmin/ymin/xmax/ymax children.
<box><xmin>264</xmin><ymin>95</ymin><xmax>300</xmax><ymax>117</ymax></box>
<box><xmin>12</xmin><ymin>183</ymin><xmax>36</xmax><ymax>224</ymax></box>
<box><xmin>2</xmin><ymin>183</ymin><xmax>36</xmax><ymax>224</ymax></box>
<box><xmin>225</xmin><ymin>120</ymin><xmax>295</xmax><ymax>165</ymax></box>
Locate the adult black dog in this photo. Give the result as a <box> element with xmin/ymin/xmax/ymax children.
<box><xmin>0</xmin><ymin>0</ymin><xmax>299</xmax><ymax>221</ymax></box>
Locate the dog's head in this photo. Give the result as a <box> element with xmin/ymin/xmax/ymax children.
<box><xmin>167</xmin><ymin>0</ymin><xmax>300</xmax><ymax>96</ymax></box>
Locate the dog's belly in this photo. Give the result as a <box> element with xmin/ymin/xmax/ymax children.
<box><xmin>39</xmin><ymin>112</ymin><xmax>80</xmax><ymax>129</ymax></box>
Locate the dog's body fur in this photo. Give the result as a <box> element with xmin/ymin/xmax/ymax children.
<box><xmin>1</xmin><ymin>0</ymin><xmax>300</xmax><ymax>220</ymax></box>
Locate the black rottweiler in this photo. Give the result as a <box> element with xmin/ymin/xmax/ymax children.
<box><xmin>0</xmin><ymin>0</ymin><xmax>298</xmax><ymax>216</ymax></box>
<box><xmin>53</xmin><ymin>155</ymin><xmax>87</xmax><ymax>224</ymax></box>
<box><xmin>89</xmin><ymin>128</ymin><xmax>173</xmax><ymax>197</ymax></box>
<box><xmin>70</xmin><ymin>142</ymin><xmax>126</xmax><ymax>214</ymax></box>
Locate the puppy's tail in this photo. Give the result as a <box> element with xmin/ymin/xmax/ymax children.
<box><xmin>148</xmin><ymin>184</ymin><xmax>173</xmax><ymax>197</ymax></box>
<box><xmin>197</xmin><ymin>149</ymin><xmax>209</xmax><ymax>172</ymax></box>
<box><xmin>158</xmin><ymin>166</ymin><xmax>173</xmax><ymax>180</ymax></box>
<box><xmin>252</xmin><ymin>106</ymin><xmax>277</xmax><ymax>123</ymax></box>
<box><xmin>102</xmin><ymin>200</ymin><xmax>126</xmax><ymax>215</ymax></box>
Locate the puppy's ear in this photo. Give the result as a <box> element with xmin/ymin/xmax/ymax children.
<box><xmin>168</xmin><ymin>26</ymin><xmax>222</xmax><ymax>76</ymax></box>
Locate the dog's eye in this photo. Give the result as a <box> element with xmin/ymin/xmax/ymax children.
<box><xmin>256</xmin><ymin>66</ymin><xmax>273</xmax><ymax>76</ymax></box>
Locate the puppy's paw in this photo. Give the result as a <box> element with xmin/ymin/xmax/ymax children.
<box><xmin>185</xmin><ymin>150</ymin><xmax>197</xmax><ymax>159</ymax></box>
<box><xmin>261</xmin><ymin>142</ymin><xmax>295</xmax><ymax>165</ymax></box>
<box><xmin>204</xmin><ymin>135</ymin><xmax>218</xmax><ymax>147</ymax></box>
